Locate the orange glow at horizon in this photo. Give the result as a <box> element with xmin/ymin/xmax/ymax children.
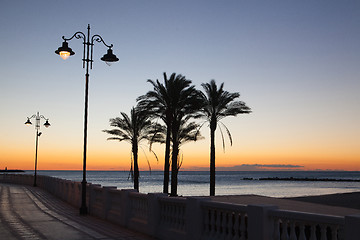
<box><xmin>2</xmin><ymin>148</ymin><xmax>359</xmax><ymax>171</ymax></box>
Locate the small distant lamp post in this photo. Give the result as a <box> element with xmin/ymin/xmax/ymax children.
<box><xmin>55</xmin><ymin>24</ymin><xmax>119</xmax><ymax>215</ymax></box>
<box><xmin>25</xmin><ymin>112</ymin><xmax>51</xmax><ymax>187</ymax></box>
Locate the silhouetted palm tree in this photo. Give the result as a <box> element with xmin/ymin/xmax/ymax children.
<box><xmin>103</xmin><ymin>107</ymin><xmax>163</xmax><ymax>191</ymax></box>
<box><xmin>137</xmin><ymin>72</ymin><xmax>203</xmax><ymax>196</ymax></box>
<box><xmin>200</xmin><ymin>80</ymin><xmax>251</xmax><ymax>196</ymax></box>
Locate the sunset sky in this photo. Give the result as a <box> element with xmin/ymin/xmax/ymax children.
<box><xmin>1</xmin><ymin>1</ymin><xmax>359</xmax><ymax>171</ymax></box>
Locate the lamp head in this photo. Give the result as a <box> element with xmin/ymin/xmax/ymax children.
<box><xmin>101</xmin><ymin>48</ymin><xmax>119</xmax><ymax>66</ymax></box>
<box><xmin>25</xmin><ymin>118</ymin><xmax>32</xmax><ymax>125</ymax></box>
<box><xmin>44</xmin><ymin>120</ymin><xmax>51</xmax><ymax>128</ymax></box>
<box><xmin>55</xmin><ymin>41</ymin><xmax>75</xmax><ymax>60</ymax></box>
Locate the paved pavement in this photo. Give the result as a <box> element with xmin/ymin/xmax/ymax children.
<box><xmin>0</xmin><ymin>183</ymin><xmax>156</xmax><ymax>240</ymax></box>
<box><xmin>210</xmin><ymin>194</ymin><xmax>360</xmax><ymax>217</ymax></box>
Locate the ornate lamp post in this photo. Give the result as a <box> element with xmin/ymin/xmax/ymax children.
<box><xmin>55</xmin><ymin>24</ymin><xmax>119</xmax><ymax>215</ymax></box>
<box><xmin>25</xmin><ymin>112</ymin><xmax>51</xmax><ymax>187</ymax></box>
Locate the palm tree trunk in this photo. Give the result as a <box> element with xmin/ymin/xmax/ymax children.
<box><xmin>163</xmin><ymin>128</ymin><xmax>171</xmax><ymax>194</ymax></box>
<box><xmin>210</xmin><ymin>123</ymin><xmax>216</xmax><ymax>196</ymax></box>
<box><xmin>133</xmin><ymin>143</ymin><xmax>139</xmax><ymax>191</ymax></box>
<box><xmin>170</xmin><ymin>124</ymin><xmax>179</xmax><ymax>197</ymax></box>
<box><xmin>170</xmin><ymin>142</ymin><xmax>179</xmax><ymax>196</ymax></box>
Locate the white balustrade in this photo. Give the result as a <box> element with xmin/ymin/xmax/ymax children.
<box><xmin>159</xmin><ymin>196</ymin><xmax>187</xmax><ymax>233</ymax></box>
<box><xmin>269</xmin><ymin>209</ymin><xmax>344</xmax><ymax>240</ymax></box>
<box><xmin>1</xmin><ymin>174</ymin><xmax>359</xmax><ymax>240</ymax></box>
<box><xmin>129</xmin><ymin>192</ymin><xmax>149</xmax><ymax>222</ymax></box>
<box><xmin>201</xmin><ymin>200</ymin><xmax>248</xmax><ymax>240</ymax></box>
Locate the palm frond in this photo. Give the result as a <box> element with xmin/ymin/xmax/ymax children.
<box><xmin>139</xmin><ymin>145</ymin><xmax>152</xmax><ymax>173</ymax></box>
<box><xmin>128</xmin><ymin>152</ymin><xmax>134</xmax><ymax>181</ymax></box>
<box><xmin>219</xmin><ymin>121</ymin><xmax>233</xmax><ymax>146</ymax></box>
<box><xmin>218</xmin><ymin>125</ymin><xmax>226</xmax><ymax>152</ymax></box>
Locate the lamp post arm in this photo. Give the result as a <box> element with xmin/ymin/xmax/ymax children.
<box><xmin>90</xmin><ymin>35</ymin><xmax>114</xmax><ymax>69</ymax></box>
<box><xmin>39</xmin><ymin>115</ymin><xmax>49</xmax><ymax>121</ymax></box>
<box><xmin>62</xmin><ymin>31</ymin><xmax>86</xmax><ymax>42</ymax></box>
<box><xmin>92</xmin><ymin>34</ymin><xmax>114</xmax><ymax>49</ymax></box>
<box><xmin>27</xmin><ymin>114</ymin><xmax>37</xmax><ymax>120</ymax></box>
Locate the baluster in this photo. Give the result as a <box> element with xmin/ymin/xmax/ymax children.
<box><xmin>165</xmin><ymin>203</ymin><xmax>169</xmax><ymax>225</ymax></box>
<box><xmin>226</xmin><ymin>211</ymin><xmax>233</xmax><ymax>240</ymax></box>
<box><xmin>174</xmin><ymin>204</ymin><xmax>178</xmax><ymax>229</ymax></box>
<box><xmin>180</xmin><ymin>204</ymin><xmax>185</xmax><ymax>230</ymax></box>
<box><xmin>181</xmin><ymin>205</ymin><xmax>185</xmax><ymax>230</ymax></box>
<box><xmin>309</xmin><ymin>224</ymin><xmax>317</xmax><ymax>240</ymax></box>
<box><xmin>170</xmin><ymin>204</ymin><xmax>174</xmax><ymax>227</ymax></box>
<box><xmin>281</xmin><ymin>219</ymin><xmax>289</xmax><ymax>240</ymax></box>
<box><xmin>166</xmin><ymin>204</ymin><xmax>171</xmax><ymax>226</ymax></box>
<box><xmin>136</xmin><ymin>198</ymin><xmax>140</xmax><ymax>217</ymax></box>
<box><xmin>216</xmin><ymin>210</ymin><xmax>221</xmax><ymax>239</ymax></box>
<box><xmin>178</xmin><ymin>204</ymin><xmax>182</xmax><ymax>230</ymax></box>
<box><xmin>159</xmin><ymin>203</ymin><xmax>164</xmax><ymax>223</ymax></box>
<box><xmin>239</xmin><ymin>214</ymin><xmax>246</xmax><ymax>240</ymax></box>
<box><xmin>171</xmin><ymin>204</ymin><xmax>175</xmax><ymax>228</ymax></box>
<box><xmin>298</xmin><ymin>223</ymin><xmax>306</xmax><ymax>240</ymax></box>
<box><xmin>135</xmin><ymin>198</ymin><xmax>139</xmax><ymax>217</ymax></box>
<box><xmin>232</xmin><ymin>212</ymin><xmax>240</xmax><ymax>240</ymax></box>
<box><xmin>221</xmin><ymin>211</ymin><xmax>227</xmax><ymax>239</ymax></box>
<box><xmin>338</xmin><ymin>227</ymin><xmax>344</xmax><ymax>240</ymax></box>
<box><xmin>289</xmin><ymin>221</ymin><xmax>297</xmax><ymax>240</ymax></box>
<box><xmin>203</xmin><ymin>208</ymin><xmax>210</xmax><ymax>236</ymax></box>
<box><xmin>273</xmin><ymin>218</ymin><xmax>280</xmax><ymax>240</ymax></box>
<box><xmin>142</xmin><ymin>199</ymin><xmax>146</xmax><ymax>217</ymax></box>
<box><xmin>210</xmin><ymin>209</ymin><xmax>216</xmax><ymax>238</ymax></box>
<box><xmin>172</xmin><ymin>204</ymin><xmax>176</xmax><ymax>228</ymax></box>
<box><xmin>331</xmin><ymin>225</ymin><xmax>338</xmax><ymax>240</ymax></box>
<box><xmin>320</xmin><ymin>224</ymin><xmax>327</xmax><ymax>240</ymax></box>
<box><xmin>227</xmin><ymin>211</ymin><xmax>232</xmax><ymax>239</ymax></box>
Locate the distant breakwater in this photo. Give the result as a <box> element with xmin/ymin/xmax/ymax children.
<box><xmin>0</xmin><ymin>169</ymin><xmax>24</xmax><ymax>173</ymax></box>
<box><xmin>242</xmin><ymin>177</ymin><xmax>360</xmax><ymax>182</ymax></box>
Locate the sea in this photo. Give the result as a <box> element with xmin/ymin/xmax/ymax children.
<box><xmin>22</xmin><ymin>170</ymin><xmax>360</xmax><ymax>198</ymax></box>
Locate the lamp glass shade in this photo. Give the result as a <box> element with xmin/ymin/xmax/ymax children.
<box><xmin>59</xmin><ymin>51</ymin><xmax>70</xmax><ymax>60</ymax></box>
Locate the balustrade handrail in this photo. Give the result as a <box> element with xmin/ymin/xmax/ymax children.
<box><xmin>202</xmin><ymin>199</ymin><xmax>248</xmax><ymax>212</ymax></box>
<box><xmin>129</xmin><ymin>191</ymin><xmax>147</xmax><ymax>199</ymax></box>
<box><xmin>269</xmin><ymin>208</ymin><xmax>345</xmax><ymax>225</ymax></box>
<box><xmin>159</xmin><ymin>196</ymin><xmax>187</xmax><ymax>204</ymax></box>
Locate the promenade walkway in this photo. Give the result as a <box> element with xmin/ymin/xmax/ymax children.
<box><xmin>211</xmin><ymin>193</ymin><xmax>360</xmax><ymax>217</ymax></box>
<box><xmin>0</xmin><ymin>183</ymin><xmax>155</xmax><ymax>240</ymax></box>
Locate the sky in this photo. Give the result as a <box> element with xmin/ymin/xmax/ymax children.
<box><xmin>0</xmin><ymin>1</ymin><xmax>359</xmax><ymax>171</ymax></box>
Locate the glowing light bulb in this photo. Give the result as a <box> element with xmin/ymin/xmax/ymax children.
<box><xmin>59</xmin><ymin>51</ymin><xmax>70</xmax><ymax>60</ymax></box>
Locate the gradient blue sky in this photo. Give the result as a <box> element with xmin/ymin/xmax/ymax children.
<box><xmin>1</xmin><ymin>1</ymin><xmax>359</xmax><ymax>171</ymax></box>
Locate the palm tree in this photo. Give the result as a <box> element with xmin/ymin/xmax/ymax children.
<box><xmin>103</xmin><ymin>106</ymin><xmax>163</xmax><ymax>191</ymax></box>
<box><xmin>137</xmin><ymin>72</ymin><xmax>203</xmax><ymax>196</ymax></box>
<box><xmin>200</xmin><ymin>80</ymin><xmax>251</xmax><ymax>196</ymax></box>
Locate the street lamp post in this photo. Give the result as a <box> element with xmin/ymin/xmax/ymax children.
<box><xmin>55</xmin><ymin>24</ymin><xmax>119</xmax><ymax>215</ymax></box>
<box><xmin>25</xmin><ymin>112</ymin><xmax>51</xmax><ymax>187</ymax></box>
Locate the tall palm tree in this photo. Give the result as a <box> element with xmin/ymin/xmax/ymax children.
<box><xmin>200</xmin><ymin>80</ymin><xmax>251</xmax><ymax>196</ymax></box>
<box><xmin>137</xmin><ymin>72</ymin><xmax>203</xmax><ymax>196</ymax></box>
<box><xmin>103</xmin><ymin>106</ymin><xmax>163</xmax><ymax>191</ymax></box>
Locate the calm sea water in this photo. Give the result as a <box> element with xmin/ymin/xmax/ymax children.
<box><xmin>23</xmin><ymin>170</ymin><xmax>360</xmax><ymax>198</ymax></box>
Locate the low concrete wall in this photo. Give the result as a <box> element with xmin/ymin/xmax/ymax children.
<box><xmin>1</xmin><ymin>173</ymin><xmax>359</xmax><ymax>240</ymax></box>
